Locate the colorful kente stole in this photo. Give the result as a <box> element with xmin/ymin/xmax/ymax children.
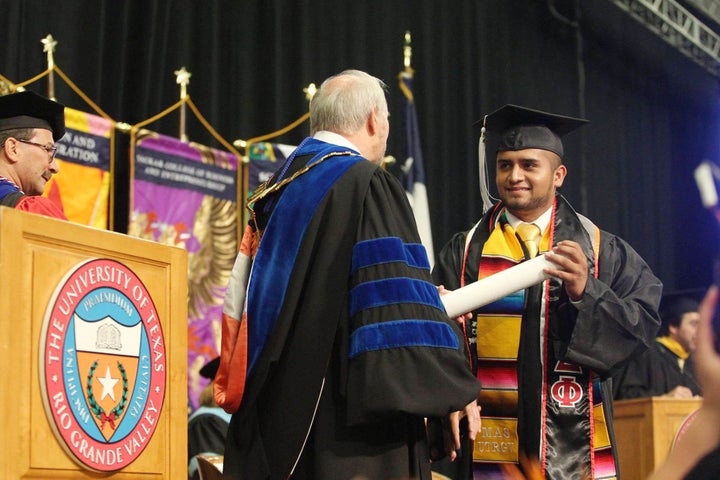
<box><xmin>470</xmin><ymin>198</ymin><xmax>617</xmax><ymax>480</ymax></box>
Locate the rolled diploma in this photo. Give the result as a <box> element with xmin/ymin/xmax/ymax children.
<box><xmin>441</xmin><ymin>254</ymin><xmax>555</xmax><ymax>318</ymax></box>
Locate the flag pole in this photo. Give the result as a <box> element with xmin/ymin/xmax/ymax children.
<box><xmin>41</xmin><ymin>34</ymin><xmax>57</xmax><ymax>100</ymax></box>
<box><xmin>399</xmin><ymin>31</ymin><xmax>414</xmax><ymax>95</ymax></box>
<box><xmin>175</xmin><ymin>66</ymin><xmax>191</xmax><ymax>142</ymax></box>
<box><xmin>403</xmin><ymin>31</ymin><xmax>413</xmax><ymax>74</ymax></box>
<box><xmin>397</xmin><ymin>31</ymin><xmax>434</xmax><ymax>266</ymax></box>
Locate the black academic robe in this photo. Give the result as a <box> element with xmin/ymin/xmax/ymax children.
<box><xmin>188</xmin><ymin>407</ymin><xmax>230</xmax><ymax>458</ymax></box>
<box><xmin>188</xmin><ymin>406</ymin><xmax>230</xmax><ymax>480</ymax></box>
<box><xmin>220</xmin><ymin>138</ymin><xmax>480</xmax><ymax>480</ymax></box>
<box><xmin>432</xmin><ymin>196</ymin><xmax>662</xmax><ymax>480</ymax></box>
<box><xmin>614</xmin><ymin>339</ymin><xmax>701</xmax><ymax>399</ymax></box>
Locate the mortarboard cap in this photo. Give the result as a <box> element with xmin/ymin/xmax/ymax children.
<box><xmin>473</xmin><ymin>104</ymin><xmax>588</xmax><ymax>213</ymax></box>
<box><xmin>0</xmin><ymin>91</ymin><xmax>66</xmax><ymax>141</ymax></box>
<box><xmin>476</xmin><ymin>104</ymin><xmax>588</xmax><ymax>159</ymax></box>
<box><xmin>199</xmin><ymin>357</ymin><xmax>220</xmax><ymax>380</ymax></box>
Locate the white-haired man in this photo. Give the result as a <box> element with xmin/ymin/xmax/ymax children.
<box><xmin>215</xmin><ymin>70</ymin><xmax>481</xmax><ymax>480</ymax></box>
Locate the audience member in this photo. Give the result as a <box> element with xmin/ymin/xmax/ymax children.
<box><xmin>615</xmin><ymin>292</ymin><xmax>702</xmax><ymax>399</ymax></box>
<box><xmin>188</xmin><ymin>357</ymin><xmax>230</xmax><ymax>480</ymax></box>
<box><xmin>649</xmin><ymin>286</ymin><xmax>720</xmax><ymax>479</ymax></box>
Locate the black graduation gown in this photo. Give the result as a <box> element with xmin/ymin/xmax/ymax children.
<box><xmin>431</xmin><ymin>196</ymin><xmax>662</xmax><ymax>480</ymax></box>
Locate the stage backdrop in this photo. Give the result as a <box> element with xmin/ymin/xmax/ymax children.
<box><xmin>3</xmin><ymin>0</ymin><xmax>720</xmax><ymax>298</ymax></box>
<box><xmin>129</xmin><ymin>130</ymin><xmax>239</xmax><ymax>410</ymax></box>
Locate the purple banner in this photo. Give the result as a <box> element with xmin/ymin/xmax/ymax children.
<box><xmin>130</xmin><ymin>131</ymin><xmax>239</xmax><ymax>411</ymax></box>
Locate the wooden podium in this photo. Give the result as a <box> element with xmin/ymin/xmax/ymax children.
<box><xmin>0</xmin><ymin>208</ymin><xmax>188</xmax><ymax>479</ymax></box>
<box><xmin>613</xmin><ymin>397</ymin><xmax>702</xmax><ymax>480</ymax></box>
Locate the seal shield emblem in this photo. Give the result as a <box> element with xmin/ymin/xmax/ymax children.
<box><xmin>39</xmin><ymin>258</ymin><xmax>166</xmax><ymax>472</ymax></box>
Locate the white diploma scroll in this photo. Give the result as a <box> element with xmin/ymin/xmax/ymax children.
<box><xmin>441</xmin><ymin>254</ymin><xmax>555</xmax><ymax>318</ymax></box>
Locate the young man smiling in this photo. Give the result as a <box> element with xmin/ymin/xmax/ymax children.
<box><xmin>432</xmin><ymin>104</ymin><xmax>662</xmax><ymax>480</ymax></box>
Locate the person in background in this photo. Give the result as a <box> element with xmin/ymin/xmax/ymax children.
<box><xmin>432</xmin><ymin>104</ymin><xmax>662</xmax><ymax>479</ymax></box>
<box><xmin>648</xmin><ymin>286</ymin><xmax>720</xmax><ymax>480</ymax></box>
<box><xmin>188</xmin><ymin>357</ymin><xmax>230</xmax><ymax>480</ymax></box>
<box><xmin>0</xmin><ymin>90</ymin><xmax>67</xmax><ymax>219</ymax></box>
<box><xmin>214</xmin><ymin>69</ymin><xmax>481</xmax><ymax>480</ymax></box>
<box><xmin>615</xmin><ymin>292</ymin><xmax>702</xmax><ymax>400</ymax></box>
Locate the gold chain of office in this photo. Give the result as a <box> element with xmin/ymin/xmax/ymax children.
<box><xmin>246</xmin><ymin>150</ymin><xmax>359</xmax><ymax>214</ymax></box>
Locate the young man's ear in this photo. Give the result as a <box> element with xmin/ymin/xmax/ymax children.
<box><xmin>553</xmin><ymin>164</ymin><xmax>567</xmax><ymax>188</ymax></box>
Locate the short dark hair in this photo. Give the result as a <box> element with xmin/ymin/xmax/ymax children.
<box><xmin>659</xmin><ymin>295</ymin><xmax>699</xmax><ymax>336</ymax></box>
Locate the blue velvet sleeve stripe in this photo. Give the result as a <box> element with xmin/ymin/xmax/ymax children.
<box><xmin>349</xmin><ymin>319</ymin><xmax>460</xmax><ymax>358</ymax></box>
<box><xmin>351</xmin><ymin>237</ymin><xmax>430</xmax><ymax>273</ymax></box>
<box><xmin>349</xmin><ymin>277</ymin><xmax>444</xmax><ymax>317</ymax></box>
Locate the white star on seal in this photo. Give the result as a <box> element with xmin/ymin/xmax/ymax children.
<box><xmin>97</xmin><ymin>365</ymin><xmax>119</xmax><ymax>401</ymax></box>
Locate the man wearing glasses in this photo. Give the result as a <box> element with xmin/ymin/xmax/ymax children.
<box><xmin>0</xmin><ymin>90</ymin><xmax>67</xmax><ymax>219</ymax></box>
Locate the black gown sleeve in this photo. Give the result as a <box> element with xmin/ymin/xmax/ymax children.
<box><xmin>344</xmin><ymin>168</ymin><xmax>480</xmax><ymax>421</ymax></box>
<box><xmin>563</xmin><ymin>232</ymin><xmax>662</xmax><ymax>376</ymax></box>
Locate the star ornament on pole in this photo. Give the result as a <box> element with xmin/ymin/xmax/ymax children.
<box><xmin>41</xmin><ymin>34</ymin><xmax>57</xmax><ymax>68</ymax></box>
<box><xmin>174</xmin><ymin>66</ymin><xmax>192</xmax><ymax>99</ymax></box>
<box><xmin>303</xmin><ymin>83</ymin><xmax>317</xmax><ymax>102</ymax></box>
<box><xmin>41</xmin><ymin>34</ymin><xmax>57</xmax><ymax>99</ymax></box>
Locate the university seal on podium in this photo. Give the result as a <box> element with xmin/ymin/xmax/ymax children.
<box><xmin>38</xmin><ymin>258</ymin><xmax>166</xmax><ymax>472</ymax></box>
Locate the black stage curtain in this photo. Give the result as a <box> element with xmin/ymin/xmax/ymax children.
<box><xmin>2</xmin><ymin>0</ymin><xmax>719</xmax><ymax>290</ymax></box>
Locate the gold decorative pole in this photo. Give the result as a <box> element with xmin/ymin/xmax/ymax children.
<box><xmin>174</xmin><ymin>66</ymin><xmax>191</xmax><ymax>142</ymax></box>
<box><xmin>385</xmin><ymin>31</ymin><xmax>416</xmax><ymax>169</ymax></box>
<box><xmin>232</xmin><ymin>83</ymin><xmax>316</xmax><ymax>158</ymax></box>
<box><xmin>41</xmin><ymin>34</ymin><xmax>57</xmax><ymax>100</ymax></box>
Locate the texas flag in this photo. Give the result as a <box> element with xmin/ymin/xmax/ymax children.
<box><xmin>398</xmin><ymin>70</ymin><xmax>434</xmax><ymax>267</ymax></box>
